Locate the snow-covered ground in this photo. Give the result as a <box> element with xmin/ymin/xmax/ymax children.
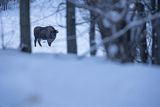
<box><xmin>0</xmin><ymin>49</ymin><xmax>160</xmax><ymax>107</ymax></box>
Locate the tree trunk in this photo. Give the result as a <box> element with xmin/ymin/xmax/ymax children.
<box><xmin>20</xmin><ymin>0</ymin><xmax>32</xmax><ymax>53</ymax></box>
<box><xmin>152</xmin><ymin>0</ymin><xmax>160</xmax><ymax>64</ymax></box>
<box><xmin>66</xmin><ymin>0</ymin><xmax>77</xmax><ymax>54</ymax></box>
<box><xmin>89</xmin><ymin>11</ymin><xmax>96</xmax><ymax>56</ymax></box>
<box><xmin>157</xmin><ymin>0</ymin><xmax>160</xmax><ymax>64</ymax></box>
<box><xmin>135</xmin><ymin>2</ymin><xmax>147</xmax><ymax>63</ymax></box>
<box><xmin>158</xmin><ymin>30</ymin><xmax>160</xmax><ymax>64</ymax></box>
<box><xmin>0</xmin><ymin>10</ymin><xmax>5</xmax><ymax>49</ymax></box>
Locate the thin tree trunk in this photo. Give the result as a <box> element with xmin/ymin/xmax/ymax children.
<box><xmin>0</xmin><ymin>10</ymin><xmax>5</xmax><ymax>49</ymax></box>
<box><xmin>145</xmin><ymin>0</ymin><xmax>153</xmax><ymax>64</ymax></box>
<box><xmin>152</xmin><ymin>0</ymin><xmax>160</xmax><ymax>64</ymax></box>
<box><xmin>66</xmin><ymin>0</ymin><xmax>77</xmax><ymax>54</ymax></box>
<box><xmin>135</xmin><ymin>2</ymin><xmax>147</xmax><ymax>63</ymax></box>
<box><xmin>89</xmin><ymin>11</ymin><xmax>96</xmax><ymax>56</ymax></box>
<box><xmin>20</xmin><ymin>0</ymin><xmax>32</xmax><ymax>53</ymax></box>
<box><xmin>157</xmin><ymin>0</ymin><xmax>160</xmax><ymax>64</ymax></box>
<box><xmin>157</xmin><ymin>31</ymin><xmax>160</xmax><ymax>64</ymax></box>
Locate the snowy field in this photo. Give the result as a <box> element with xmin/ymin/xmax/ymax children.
<box><xmin>0</xmin><ymin>49</ymin><xmax>160</xmax><ymax>107</ymax></box>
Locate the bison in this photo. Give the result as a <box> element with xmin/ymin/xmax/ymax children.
<box><xmin>34</xmin><ymin>26</ymin><xmax>58</xmax><ymax>47</ymax></box>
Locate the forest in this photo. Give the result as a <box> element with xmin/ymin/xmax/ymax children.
<box><xmin>0</xmin><ymin>0</ymin><xmax>159</xmax><ymax>64</ymax></box>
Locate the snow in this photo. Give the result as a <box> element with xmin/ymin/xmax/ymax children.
<box><xmin>0</xmin><ymin>49</ymin><xmax>160</xmax><ymax>107</ymax></box>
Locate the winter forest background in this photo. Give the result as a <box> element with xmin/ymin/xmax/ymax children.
<box><xmin>0</xmin><ymin>0</ymin><xmax>160</xmax><ymax>107</ymax></box>
<box><xmin>0</xmin><ymin>0</ymin><xmax>159</xmax><ymax>64</ymax></box>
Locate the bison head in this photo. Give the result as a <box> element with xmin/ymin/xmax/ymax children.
<box><xmin>47</xmin><ymin>26</ymin><xmax>58</xmax><ymax>46</ymax></box>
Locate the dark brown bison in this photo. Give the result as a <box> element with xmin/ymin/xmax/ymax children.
<box><xmin>34</xmin><ymin>26</ymin><xmax>58</xmax><ymax>47</ymax></box>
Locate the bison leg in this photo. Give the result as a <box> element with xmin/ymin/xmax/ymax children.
<box><xmin>34</xmin><ymin>38</ymin><xmax>37</xmax><ymax>47</ymax></box>
<box><xmin>47</xmin><ymin>40</ymin><xmax>51</xmax><ymax>47</ymax></box>
<box><xmin>38</xmin><ymin>39</ymin><xmax>42</xmax><ymax>47</ymax></box>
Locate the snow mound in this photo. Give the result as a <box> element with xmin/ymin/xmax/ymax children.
<box><xmin>0</xmin><ymin>50</ymin><xmax>160</xmax><ymax>107</ymax></box>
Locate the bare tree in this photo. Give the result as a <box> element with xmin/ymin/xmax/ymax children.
<box><xmin>89</xmin><ymin>11</ymin><xmax>96</xmax><ymax>56</ymax></box>
<box><xmin>133</xmin><ymin>1</ymin><xmax>148</xmax><ymax>63</ymax></box>
<box><xmin>151</xmin><ymin>0</ymin><xmax>160</xmax><ymax>64</ymax></box>
<box><xmin>87</xmin><ymin>1</ymin><xmax>97</xmax><ymax>56</ymax></box>
<box><xmin>66</xmin><ymin>0</ymin><xmax>77</xmax><ymax>54</ymax></box>
<box><xmin>20</xmin><ymin>0</ymin><xmax>32</xmax><ymax>53</ymax></box>
<box><xmin>84</xmin><ymin>0</ymin><xmax>132</xmax><ymax>61</ymax></box>
<box><xmin>67</xmin><ymin>0</ymin><xmax>160</xmax><ymax>65</ymax></box>
<box><xmin>0</xmin><ymin>9</ymin><xmax>5</xmax><ymax>49</ymax></box>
